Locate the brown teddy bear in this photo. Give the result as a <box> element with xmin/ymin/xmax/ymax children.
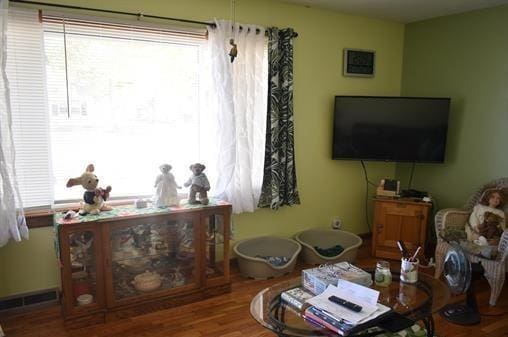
<box><xmin>66</xmin><ymin>164</ymin><xmax>112</xmax><ymax>215</ymax></box>
<box><xmin>477</xmin><ymin>211</ymin><xmax>504</xmax><ymax>245</ymax></box>
<box><xmin>184</xmin><ymin>163</ymin><xmax>210</xmax><ymax>205</ymax></box>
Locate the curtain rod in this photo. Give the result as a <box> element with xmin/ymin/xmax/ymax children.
<box><xmin>10</xmin><ymin>0</ymin><xmax>298</xmax><ymax>37</ymax></box>
<box><xmin>10</xmin><ymin>0</ymin><xmax>217</xmax><ymax>28</ymax></box>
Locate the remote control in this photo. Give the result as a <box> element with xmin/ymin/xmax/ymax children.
<box><xmin>328</xmin><ymin>295</ymin><xmax>363</xmax><ymax>312</ymax></box>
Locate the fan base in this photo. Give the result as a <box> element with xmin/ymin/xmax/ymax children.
<box><xmin>440</xmin><ymin>304</ymin><xmax>481</xmax><ymax>325</ymax></box>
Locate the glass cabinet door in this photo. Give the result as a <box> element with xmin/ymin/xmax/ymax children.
<box><xmin>62</xmin><ymin>225</ymin><xmax>104</xmax><ymax>315</ymax></box>
<box><xmin>107</xmin><ymin>215</ymin><xmax>198</xmax><ymax>303</ymax></box>
<box><xmin>203</xmin><ymin>209</ymin><xmax>230</xmax><ymax>285</ymax></box>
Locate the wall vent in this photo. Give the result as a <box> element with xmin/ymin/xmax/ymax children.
<box><xmin>0</xmin><ymin>289</ymin><xmax>59</xmax><ymax>312</ymax></box>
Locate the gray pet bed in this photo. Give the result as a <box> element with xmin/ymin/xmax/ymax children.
<box><xmin>295</xmin><ymin>228</ymin><xmax>362</xmax><ymax>265</ymax></box>
<box><xmin>233</xmin><ymin>236</ymin><xmax>301</xmax><ymax>279</ymax></box>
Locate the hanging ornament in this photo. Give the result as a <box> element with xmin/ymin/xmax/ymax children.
<box><xmin>229</xmin><ymin>0</ymin><xmax>238</xmax><ymax>63</ymax></box>
<box><xmin>229</xmin><ymin>38</ymin><xmax>238</xmax><ymax>63</ymax></box>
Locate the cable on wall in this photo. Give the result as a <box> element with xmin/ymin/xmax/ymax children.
<box><xmin>408</xmin><ymin>161</ymin><xmax>416</xmax><ymax>189</ymax></box>
<box><xmin>360</xmin><ymin>160</ymin><xmax>375</xmax><ymax>232</ymax></box>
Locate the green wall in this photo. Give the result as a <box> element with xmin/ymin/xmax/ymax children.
<box><xmin>0</xmin><ymin>0</ymin><xmax>404</xmax><ymax>297</ymax></box>
<box><xmin>397</xmin><ymin>5</ymin><xmax>508</xmax><ymax>208</ymax></box>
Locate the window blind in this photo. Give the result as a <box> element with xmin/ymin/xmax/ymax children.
<box><xmin>7</xmin><ymin>8</ymin><xmax>53</xmax><ymax>209</ymax></box>
<box><xmin>41</xmin><ymin>12</ymin><xmax>212</xmax><ymax>203</ymax></box>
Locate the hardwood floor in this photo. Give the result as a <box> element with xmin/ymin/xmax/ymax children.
<box><xmin>2</xmin><ymin>242</ymin><xmax>508</xmax><ymax>337</ymax></box>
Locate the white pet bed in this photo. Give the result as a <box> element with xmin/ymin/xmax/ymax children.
<box><xmin>233</xmin><ymin>236</ymin><xmax>301</xmax><ymax>280</ymax></box>
<box><xmin>295</xmin><ymin>228</ymin><xmax>363</xmax><ymax>265</ymax></box>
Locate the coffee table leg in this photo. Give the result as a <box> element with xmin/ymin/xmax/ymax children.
<box><xmin>422</xmin><ymin>315</ymin><xmax>435</xmax><ymax>337</ymax></box>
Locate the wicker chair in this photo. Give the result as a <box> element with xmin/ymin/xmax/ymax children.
<box><xmin>434</xmin><ymin>178</ymin><xmax>508</xmax><ymax>306</ymax></box>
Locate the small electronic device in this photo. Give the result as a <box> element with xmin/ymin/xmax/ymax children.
<box><xmin>328</xmin><ymin>295</ymin><xmax>363</xmax><ymax>312</ymax></box>
<box><xmin>400</xmin><ymin>189</ymin><xmax>428</xmax><ymax>199</ymax></box>
<box><xmin>343</xmin><ymin>48</ymin><xmax>375</xmax><ymax>77</ymax></box>
<box><xmin>376</xmin><ymin>179</ymin><xmax>400</xmax><ymax>197</ymax></box>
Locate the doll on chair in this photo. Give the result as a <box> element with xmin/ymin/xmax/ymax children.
<box><xmin>466</xmin><ymin>189</ymin><xmax>506</xmax><ymax>245</ymax></box>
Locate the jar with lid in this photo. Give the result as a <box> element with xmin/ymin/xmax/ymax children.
<box><xmin>374</xmin><ymin>260</ymin><xmax>392</xmax><ymax>287</ymax></box>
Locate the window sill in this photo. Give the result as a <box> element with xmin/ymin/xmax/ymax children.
<box><xmin>25</xmin><ymin>210</ymin><xmax>55</xmax><ymax>229</ymax></box>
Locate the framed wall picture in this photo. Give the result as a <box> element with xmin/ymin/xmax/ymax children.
<box><xmin>343</xmin><ymin>48</ymin><xmax>375</xmax><ymax>77</ymax></box>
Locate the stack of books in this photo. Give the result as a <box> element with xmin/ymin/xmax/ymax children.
<box><xmin>280</xmin><ymin>263</ymin><xmax>392</xmax><ymax>337</ymax></box>
<box><xmin>304</xmin><ymin>305</ymin><xmax>357</xmax><ymax>335</ymax></box>
<box><xmin>304</xmin><ymin>280</ymin><xmax>392</xmax><ymax>336</ymax></box>
<box><xmin>281</xmin><ymin>287</ymin><xmax>314</xmax><ymax>311</ymax></box>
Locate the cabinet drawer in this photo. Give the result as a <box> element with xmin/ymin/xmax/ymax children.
<box><xmin>377</xmin><ymin>202</ymin><xmax>428</xmax><ymax>217</ymax></box>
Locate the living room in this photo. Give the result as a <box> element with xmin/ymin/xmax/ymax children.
<box><xmin>1</xmin><ymin>0</ymin><xmax>507</xmax><ymax>336</ymax></box>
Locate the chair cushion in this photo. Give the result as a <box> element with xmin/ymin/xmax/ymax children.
<box><xmin>255</xmin><ymin>255</ymin><xmax>289</xmax><ymax>266</ymax></box>
<box><xmin>314</xmin><ymin>244</ymin><xmax>344</xmax><ymax>257</ymax></box>
<box><xmin>441</xmin><ymin>227</ymin><xmax>467</xmax><ymax>242</ymax></box>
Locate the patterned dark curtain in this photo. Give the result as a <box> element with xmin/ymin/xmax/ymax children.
<box><xmin>258</xmin><ymin>27</ymin><xmax>300</xmax><ymax>210</ymax></box>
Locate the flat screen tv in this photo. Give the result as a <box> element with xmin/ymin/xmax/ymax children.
<box><xmin>332</xmin><ymin>96</ymin><xmax>450</xmax><ymax>162</ymax></box>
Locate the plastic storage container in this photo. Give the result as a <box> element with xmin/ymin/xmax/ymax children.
<box><xmin>233</xmin><ymin>236</ymin><xmax>301</xmax><ymax>280</ymax></box>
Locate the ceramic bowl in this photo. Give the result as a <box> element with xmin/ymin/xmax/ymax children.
<box><xmin>77</xmin><ymin>293</ymin><xmax>93</xmax><ymax>306</ymax></box>
<box><xmin>132</xmin><ymin>270</ymin><xmax>162</xmax><ymax>292</ymax></box>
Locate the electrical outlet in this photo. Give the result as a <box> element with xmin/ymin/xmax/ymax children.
<box><xmin>331</xmin><ymin>217</ymin><xmax>342</xmax><ymax>230</ymax></box>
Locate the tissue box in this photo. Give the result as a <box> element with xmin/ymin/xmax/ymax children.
<box><xmin>302</xmin><ymin>262</ymin><xmax>372</xmax><ymax>295</ymax></box>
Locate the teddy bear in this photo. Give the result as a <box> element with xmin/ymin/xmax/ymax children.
<box><xmin>184</xmin><ymin>163</ymin><xmax>210</xmax><ymax>205</ymax></box>
<box><xmin>477</xmin><ymin>211</ymin><xmax>504</xmax><ymax>245</ymax></box>
<box><xmin>66</xmin><ymin>164</ymin><xmax>112</xmax><ymax>215</ymax></box>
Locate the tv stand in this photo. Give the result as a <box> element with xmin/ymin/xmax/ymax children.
<box><xmin>372</xmin><ymin>198</ymin><xmax>431</xmax><ymax>259</ymax></box>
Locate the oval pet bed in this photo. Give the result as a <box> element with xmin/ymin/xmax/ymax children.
<box><xmin>233</xmin><ymin>236</ymin><xmax>302</xmax><ymax>280</ymax></box>
<box><xmin>295</xmin><ymin>228</ymin><xmax>362</xmax><ymax>265</ymax></box>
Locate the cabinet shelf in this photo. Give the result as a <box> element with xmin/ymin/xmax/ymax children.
<box><xmin>111</xmin><ymin>252</ymin><xmax>170</xmax><ymax>262</ymax></box>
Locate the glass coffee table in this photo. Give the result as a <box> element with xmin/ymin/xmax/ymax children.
<box><xmin>250</xmin><ymin>270</ymin><xmax>450</xmax><ymax>337</ymax></box>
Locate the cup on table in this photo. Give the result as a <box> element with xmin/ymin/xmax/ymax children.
<box><xmin>400</xmin><ymin>258</ymin><xmax>418</xmax><ymax>284</ymax></box>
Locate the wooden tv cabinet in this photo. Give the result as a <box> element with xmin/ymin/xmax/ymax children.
<box><xmin>55</xmin><ymin>202</ymin><xmax>231</xmax><ymax>328</ymax></box>
<box><xmin>372</xmin><ymin>198</ymin><xmax>431</xmax><ymax>260</ymax></box>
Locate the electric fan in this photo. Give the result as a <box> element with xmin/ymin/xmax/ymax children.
<box><xmin>440</xmin><ymin>243</ymin><xmax>483</xmax><ymax>325</ymax></box>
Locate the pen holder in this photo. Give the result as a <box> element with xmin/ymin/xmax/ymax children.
<box><xmin>400</xmin><ymin>258</ymin><xmax>418</xmax><ymax>284</ymax></box>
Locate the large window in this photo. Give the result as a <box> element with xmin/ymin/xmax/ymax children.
<box><xmin>43</xmin><ymin>17</ymin><xmax>214</xmax><ymax>202</ymax></box>
<box><xmin>8</xmin><ymin>9</ymin><xmax>218</xmax><ymax>207</ymax></box>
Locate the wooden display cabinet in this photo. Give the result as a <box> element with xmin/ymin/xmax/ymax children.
<box><xmin>57</xmin><ymin>203</ymin><xmax>231</xmax><ymax>327</ymax></box>
<box><xmin>372</xmin><ymin>198</ymin><xmax>431</xmax><ymax>260</ymax></box>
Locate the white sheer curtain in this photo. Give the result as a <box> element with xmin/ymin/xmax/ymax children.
<box><xmin>0</xmin><ymin>0</ymin><xmax>28</xmax><ymax>247</ymax></box>
<box><xmin>208</xmin><ymin>20</ymin><xmax>267</xmax><ymax>214</ymax></box>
